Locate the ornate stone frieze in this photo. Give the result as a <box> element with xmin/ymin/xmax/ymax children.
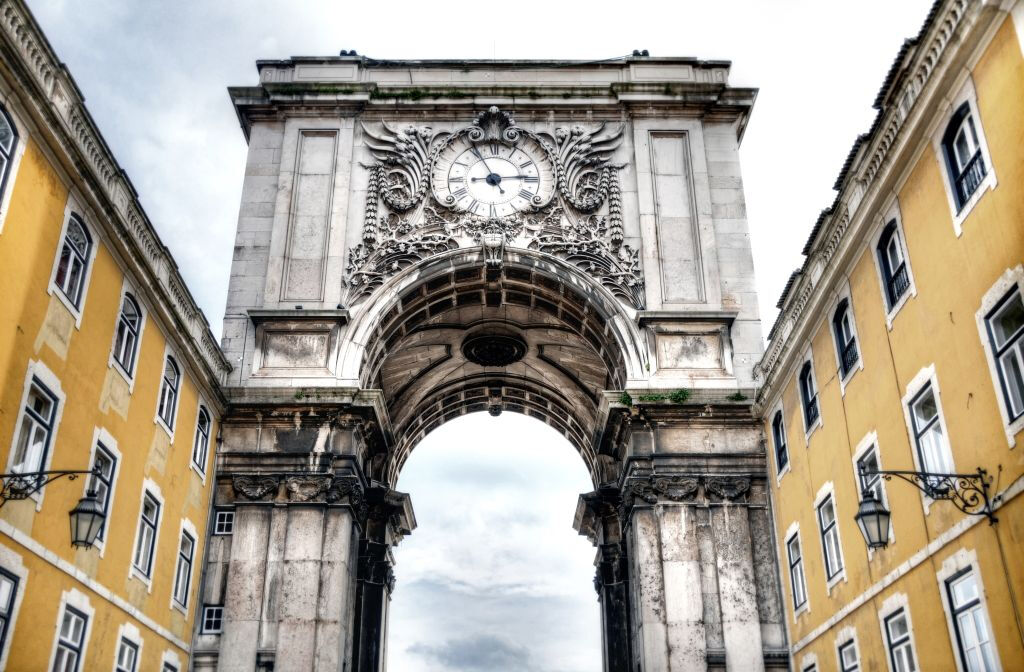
<box><xmin>232</xmin><ymin>475</ymin><xmax>281</xmax><ymax>501</ymax></box>
<box><xmin>620</xmin><ymin>474</ymin><xmax>752</xmax><ymax>517</ymax></box>
<box><xmin>327</xmin><ymin>476</ymin><xmax>368</xmax><ymax>519</ymax></box>
<box><xmin>285</xmin><ymin>475</ymin><xmax>333</xmax><ymax>502</ymax></box>
<box><xmin>704</xmin><ymin>476</ymin><xmax>751</xmax><ymax>501</ymax></box>
<box><xmin>347</xmin><ymin>107</ymin><xmax>644</xmax><ymax>308</ymax></box>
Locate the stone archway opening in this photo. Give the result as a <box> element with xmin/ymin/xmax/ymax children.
<box><xmin>386</xmin><ymin>412</ymin><xmax>601</xmax><ymax>672</ymax></box>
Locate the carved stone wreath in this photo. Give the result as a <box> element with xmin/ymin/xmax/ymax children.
<box><xmin>346</xmin><ymin>107</ymin><xmax>644</xmax><ymax>309</ymax></box>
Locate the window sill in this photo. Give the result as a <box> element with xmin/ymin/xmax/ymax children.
<box><xmin>838</xmin><ymin>361</ymin><xmax>863</xmax><ymax>397</ymax></box>
<box><xmin>952</xmin><ymin>173</ymin><xmax>996</xmax><ymax>237</ymax></box>
<box><xmin>1003</xmin><ymin>414</ymin><xmax>1024</xmax><ymax>449</ymax></box>
<box><xmin>804</xmin><ymin>417</ymin><xmax>822</xmax><ymax>444</ymax></box>
<box><xmin>108</xmin><ymin>358</ymin><xmax>137</xmax><ymax>393</ymax></box>
<box><xmin>885</xmin><ymin>289</ymin><xmax>916</xmax><ymax>331</ymax></box>
<box><xmin>129</xmin><ymin>566</ymin><xmax>154</xmax><ymax>593</ymax></box>
<box><xmin>792</xmin><ymin>601</ymin><xmax>811</xmax><ymax>623</ymax></box>
<box><xmin>775</xmin><ymin>462</ymin><xmax>791</xmax><ymax>487</ymax></box>
<box><xmin>189</xmin><ymin>460</ymin><xmax>207</xmax><ymax>485</ymax></box>
<box><xmin>154</xmin><ymin>415</ymin><xmax>176</xmax><ymax>443</ymax></box>
<box><xmin>47</xmin><ymin>285</ymin><xmax>85</xmax><ymax>330</ymax></box>
<box><xmin>825</xmin><ymin>570</ymin><xmax>847</xmax><ymax>594</ymax></box>
<box><xmin>170</xmin><ymin>599</ymin><xmax>188</xmax><ymax>616</ymax></box>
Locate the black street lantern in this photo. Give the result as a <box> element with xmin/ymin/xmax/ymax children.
<box><xmin>854</xmin><ymin>495</ymin><xmax>892</xmax><ymax>549</ymax></box>
<box><xmin>69</xmin><ymin>491</ymin><xmax>106</xmax><ymax>548</ymax></box>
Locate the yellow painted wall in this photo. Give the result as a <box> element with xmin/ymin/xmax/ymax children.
<box><xmin>0</xmin><ymin>134</ymin><xmax>218</xmax><ymax>666</ymax></box>
<box><xmin>766</xmin><ymin>14</ymin><xmax>1024</xmax><ymax>671</ymax></box>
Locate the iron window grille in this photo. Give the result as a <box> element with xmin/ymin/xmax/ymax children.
<box><xmin>157</xmin><ymin>357</ymin><xmax>180</xmax><ymax>430</ymax></box>
<box><xmin>192</xmin><ymin>407</ymin><xmax>211</xmax><ymax>473</ymax></box>
<box><xmin>0</xmin><ymin>567</ymin><xmax>18</xmax><ymax>658</ymax></box>
<box><xmin>985</xmin><ymin>288</ymin><xmax>1024</xmax><ymax>422</ymax></box>
<box><xmin>817</xmin><ymin>496</ymin><xmax>844</xmax><ymax>580</ymax></box>
<box><xmin>173</xmin><ymin>531</ymin><xmax>195</xmax><ymax>608</ymax></box>
<box><xmin>877</xmin><ymin>222</ymin><xmax>910</xmax><ymax>309</ymax></box>
<box><xmin>884</xmin><ymin>609</ymin><xmax>917</xmax><ymax>672</ymax></box>
<box><xmin>132</xmin><ymin>492</ymin><xmax>160</xmax><ymax>578</ymax></box>
<box><xmin>787</xmin><ymin>534</ymin><xmax>807</xmax><ymax>610</ymax></box>
<box><xmin>52</xmin><ymin>605</ymin><xmax>88</xmax><ymax>672</ymax></box>
<box><xmin>771</xmin><ymin>412</ymin><xmax>788</xmax><ymax>474</ymax></box>
<box><xmin>943</xmin><ymin>104</ymin><xmax>987</xmax><ymax>210</ymax></box>
<box><xmin>946</xmin><ymin>569</ymin><xmax>999</xmax><ymax>671</ymax></box>
<box><xmin>115</xmin><ymin>637</ymin><xmax>139</xmax><ymax>672</ymax></box>
<box><xmin>112</xmin><ymin>293</ymin><xmax>142</xmax><ymax>376</ymax></box>
<box><xmin>213</xmin><ymin>509</ymin><xmax>234</xmax><ymax>536</ymax></box>
<box><xmin>87</xmin><ymin>443</ymin><xmax>116</xmax><ymax>541</ymax></box>
<box><xmin>0</xmin><ymin>105</ymin><xmax>17</xmax><ymax>203</ymax></box>
<box><xmin>10</xmin><ymin>378</ymin><xmax>59</xmax><ymax>484</ymax></box>
<box><xmin>799</xmin><ymin>362</ymin><xmax>819</xmax><ymax>427</ymax></box>
<box><xmin>54</xmin><ymin>215</ymin><xmax>92</xmax><ymax>308</ymax></box>
<box><xmin>838</xmin><ymin>639</ymin><xmax>859</xmax><ymax>672</ymax></box>
<box><xmin>832</xmin><ymin>299</ymin><xmax>859</xmax><ymax>377</ymax></box>
<box><xmin>201</xmin><ymin>605</ymin><xmax>224</xmax><ymax>634</ymax></box>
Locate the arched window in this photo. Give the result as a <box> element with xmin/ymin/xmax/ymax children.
<box><xmin>157</xmin><ymin>356</ymin><xmax>180</xmax><ymax>430</ymax></box>
<box><xmin>942</xmin><ymin>103</ymin><xmax>987</xmax><ymax>210</ymax></box>
<box><xmin>799</xmin><ymin>362</ymin><xmax>819</xmax><ymax>427</ymax></box>
<box><xmin>832</xmin><ymin>299</ymin><xmax>859</xmax><ymax>377</ymax></box>
<box><xmin>192</xmin><ymin>406</ymin><xmax>211</xmax><ymax>472</ymax></box>
<box><xmin>877</xmin><ymin>221</ymin><xmax>909</xmax><ymax>309</ymax></box>
<box><xmin>112</xmin><ymin>293</ymin><xmax>142</xmax><ymax>376</ymax></box>
<box><xmin>54</xmin><ymin>215</ymin><xmax>92</xmax><ymax>308</ymax></box>
<box><xmin>771</xmin><ymin>411</ymin><xmax>788</xmax><ymax>474</ymax></box>
<box><xmin>0</xmin><ymin>105</ymin><xmax>17</xmax><ymax>202</ymax></box>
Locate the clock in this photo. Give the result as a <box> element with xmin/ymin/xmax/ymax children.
<box><xmin>431</xmin><ymin>135</ymin><xmax>556</xmax><ymax>218</ymax></box>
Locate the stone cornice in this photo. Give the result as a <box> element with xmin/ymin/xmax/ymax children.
<box><xmin>754</xmin><ymin>0</ymin><xmax>1003</xmax><ymax>409</ymax></box>
<box><xmin>0</xmin><ymin>0</ymin><xmax>231</xmax><ymax>394</ymax></box>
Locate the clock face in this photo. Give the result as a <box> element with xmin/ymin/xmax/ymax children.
<box><xmin>431</xmin><ymin>135</ymin><xmax>556</xmax><ymax>217</ymax></box>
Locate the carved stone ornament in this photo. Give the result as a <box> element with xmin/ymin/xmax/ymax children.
<box><xmin>347</xmin><ymin>108</ymin><xmax>644</xmax><ymax>309</ymax></box>
<box><xmin>285</xmin><ymin>475</ymin><xmax>333</xmax><ymax>502</ymax></box>
<box><xmin>232</xmin><ymin>475</ymin><xmax>280</xmax><ymax>501</ymax></box>
<box><xmin>704</xmin><ymin>476</ymin><xmax>751</xmax><ymax>501</ymax></box>
<box><xmin>327</xmin><ymin>477</ymin><xmax>368</xmax><ymax>519</ymax></box>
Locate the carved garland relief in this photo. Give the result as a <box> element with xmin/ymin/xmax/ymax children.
<box><xmin>346</xmin><ymin>107</ymin><xmax>645</xmax><ymax>309</ymax></box>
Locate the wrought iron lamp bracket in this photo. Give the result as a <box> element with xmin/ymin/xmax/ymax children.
<box><xmin>861</xmin><ymin>466</ymin><xmax>998</xmax><ymax>524</ymax></box>
<box><xmin>0</xmin><ymin>468</ymin><xmax>100</xmax><ymax>507</ymax></box>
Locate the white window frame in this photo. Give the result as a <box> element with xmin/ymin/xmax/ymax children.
<box><xmin>851</xmin><ymin>431</ymin><xmax>894</xmax><ymax>551</ymax></box>
<box><xmin>213</xmin><ymin>509</ymin><xmax>234</xmax><ymax>536</ymax></box>
<box><xmin>201</xmin><ymin>605</ymin><xmax>224</xmax><ymax>634</ymax></box>
<box><xmin>83</xmin><ymin>428</ymin><xmax>122</xmax><ymax>557</ymax></box>
<box><xmin>5</xmin><ymin>360</ymin><xmax>65</xmax><ymax>510</ymax></box>
<box><xmin>878</xmin><ymin>593</ymin><xmax>919</xmax><ymax>672</ymax></box>
<box><xmin>799</xmin><ymin>652</ymin><xmax>818</xmax><ymax>672</ymax></box>
<box><xmin>902</xmin><ymin>365</ymin><xmax>956</xmax><ymax>513</ymax></box>
<box><xmin>770</xmin><ymin>402</ymin><xmax>790</xmax><ymax>484</ymax></box>
<box><xmin>108</xmin><ymin>281</ymin><xmax>148</xmax><ymax>390</ymax></box>
<box><xmin>930</xmin><ymin>75</ymin><xmax>997</xmax><ymax>235</ymax></box>
<box><xmin>190</xmin><ymin>402</ymin><xmax>212</xmax><ymax>481</ymax></box>
<box><xmin>870</xmin><ymin>202</ymin><xmax>917</xmax><ymax>329</ymax></box>
<box><xmin>154</xmin><ymin>347</ymin><xmax>182</xmax><ymax>440</ymax></box>
<box><xmin>976</xmin><ymin>265</ymin><xmax>1024</xmax><ymax>447</ymax></box>
<box><xmin>0</xmin><ymin>95</ymin><xmax>27</xmax><ymax>234</ymax></box>
<box><xmin>830</xmin><ymin>283</ymin><xmax>863</xmax><ymax>393</ymax></box>
<box><xmin>834</xmin><ymin>626</ymin><xmax>861</xmax><ymax>672</ymax></box>
<box><xmin>46</xmin><ymin>588</ymin><xmax>94</xmax><ymax>672</ymax></box>
<box><xmin>129</xmin><ymin>480</ymin><xmax>164</xmax><ymax>590</ymax></box>
<box><xmin>937</xmin><ymin>549</ymin><xmax>1003</xmax><ymax>672</ymax></box>
<box><xmin>113</xmin><ymin>622</ymin><xmax>143</xmax><ymax>672</ymax></box>
<box><xmin>46</xmin><ymin>200</ymin><xmax>98</xmax><ymax>327</ymax></box>
<box><xmin>813</xmin><ymin>482</ymin><xmax>846</xmax><ymax>590</ymax></box>
<box><xmin>161</xmin><ymin>649</ymin><xmax>181</xmax><ymax>672</ymax></box>
<box><xmin>170</xmin><ymin>518</ymin><xmax>198</xmax><ymax>613</ymax></box>
<box><xmin>797</xmin><ymin>348</ymin><xmax>823</xmax><ymax>440</ymax></box>
<box><xmin>784</xmin><ymin>522</ymin><xmax>809</xmax><ymax>618</ymax></box>
<box><xmin>0</xmin><ymin>546</ymin><xmax>28</xmax><ymax>671</ymax></box>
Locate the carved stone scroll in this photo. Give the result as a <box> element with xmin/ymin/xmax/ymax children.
<box><xmin>232</xmin><ymin>475</ymin><xmax>281</xmax><ymax>501</ymax></box>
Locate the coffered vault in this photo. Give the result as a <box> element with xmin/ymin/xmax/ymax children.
<box><xmin>195</xmin><ymin>55</ymin><xmax>786</xmax><ymax>672</ymax></box>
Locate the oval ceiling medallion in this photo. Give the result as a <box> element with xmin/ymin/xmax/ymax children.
<box><xmin>461</xmin><ymin>333</ymin><xmax>527</xmax><ymax>367</ymax></box>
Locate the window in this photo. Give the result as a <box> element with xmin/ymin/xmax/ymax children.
<box><xmin>946</xmin><ymin>569</ymin><xmax>998</xmax><ymax>672</ymax></box>
<box><xmin>213</xmin><ymin>509</ymin><xmax>234</xmax><ymax>536</ymax></box>
<box><xmin>833</xmin><ymin>299</ymin><xmax>859</xmax><ymax>377</ymax></box>
<box><xmin>132</xmin><ymin>492</ymin><xmax>160</xmax><ymax>578</ymax></box>
<box><xmin>909</xmin><ymin>384</ymin><xmax>954</xmax><ymax>482</ymax></box>
<box><xmin>787</xmin><ymin>533</ymin><xmax>807</xmax><ymax>611</ymax></box>
<box><xmin>11</xmin><ymin>378</ymin><xmax>59</xmax><ymax>477</ymax></box>
<box><xmin>112</xmin><ymin>294</ymin><xmax>142</xmax><ymax>377</ymax></box>
<box><xmin>192</xmin><ymin>407</ymin><xmax>211</xmax><ymax>472</ymax></box>
<box><xmin>162</xmin><ymin>663</ymin><xmax>178</xmax><ymax>672</ymax></box>
<box><xmin>817</xmin><ymin>495</ymin><xmax>844</xmax><ymax>581</ymax></box>
<box><xmin>985</xmin><ymin>289</ymin><xmax>1024</xmax><ymax>422</ymax></box>
<box><xmin>838</xmin><ymin>639</ymin><xmax>859</xmax><ymax>672</ymax></box>
<box><xmin>799</xmin><ymin>362</ymin><xmax>819</xmax><ymax>428</ymax></box>
<box><xmin>942</xmin><ymin>104</ymin><xmax>987</xmax><ymax>211</ymax></box>
<box><xmin>87</xmin><ymin>443</ymin><xmax>116</xmax><ymax>541</ymax></box>
<box><xmin>803</xmin><ymin>665</ymin><xmax>817</xmax><ymax>672</ymax></box>
<box><xmin>857</xmin><ymin>447</ymin><xmax>884</xmax><ymax>503</ymax></box>
<box><xmin>884</xmin><ymin>609</ymin><xmax>918</xmax><ymax>672</ymax></box>
<box><xmin>877</xmin><ymin>221</ymin><xmax>910</xmax><ymax>310</ymax></box>
<box><xmin>53</xmin><ymin>215</ymin><xmax>92</xmax><ymax>309</ymax></box>
<box><xmin>52</xmin><ymin>606</ymin><xmax>87</xmax><ymax>672</ymax></box>
<box><xmin>201</xmin><ymin>605</ymin><xmax>224</xmax><ymax>634</ymax></box>
<box><xmin>771</xmin><ymin>411</ymin><xmax>788</xmax><ymax>474</ymax></box>
<box><xmin>172</xmin><ymin>530</ymin><xmax>195</xmax><ymax>608</ymax></box>
<box><xmin>157</xmin><ymin>356</ymin><xmax>180</xmax><ymax>430</ymax></box>
<box><xmin>115</xmin><ymin>637</ymin><xmax>139</xmax><ymax>672</ymax></box>
<box><xmin>0</xmin><ymin>105</ymin><xmax>17</xmax><ymax>202</ymax></box>
<box><xmin>0</xmin><ymin>568</ymin><xmax>18</xmax><ymax>658</ymax></box>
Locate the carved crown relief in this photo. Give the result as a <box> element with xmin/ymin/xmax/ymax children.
<box><xmin>346</xmin><ymin>107</ymin><xmax>644</xmax><ymax>309</ymax></box>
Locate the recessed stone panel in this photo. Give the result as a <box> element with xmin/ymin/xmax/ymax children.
<box><xmin>656</xmin><ymin>333</ymin><xmax>723</xmax><ymax>370</ymax></box>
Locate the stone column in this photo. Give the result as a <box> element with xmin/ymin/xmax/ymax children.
<box><xmin>314</xmin><ymin>506</ymin><xmax>357</xmax><ymax>671</ymax></box>
<box><xmin>629</xmin><ymin>506</ymin><xmax>670</xmax><ymax>672</ymax></box>
<box><xmin>659</xmin><ymin>503</ymin><xmax>707</xmax><ymax>672</ymax></box>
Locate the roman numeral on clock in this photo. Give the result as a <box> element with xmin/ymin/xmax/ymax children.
<box><xmin>489</xmin><ymin>142</ymin><xmax>499</xmax><ymax>156</ymax></box>
<box><xmin>523</xmin><ymin>175</ymin><xmax>539</xmax><ymax>183</ymax></box>
<box><xmin>519</xmin><ymin>161</ymin><xmax>533</xmax><ymax>169</ymax></box>
<box><xmin>449</xmin><ymin>176</ymin><xmax>464</xmax><ymax>183</ymax></box>
<box><xmin>519</xmin><ymin>189</ymin><xmax>534</xmax><ymax>200</ymax></box>
<box><xmin>453</xmin><ymin>188</ymin><xmax>468</xmax><ymax>198</ymax></box>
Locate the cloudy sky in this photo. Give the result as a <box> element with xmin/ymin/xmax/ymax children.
<box><xmin>27</xmin><ymin>0</ymin><xmax>935</xmax><ymax>669</ymax></box>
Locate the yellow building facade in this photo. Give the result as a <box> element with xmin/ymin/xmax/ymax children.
<box><xmin>755</xmin><ymin>1</ymin><xmax>1024</xmax><ymax>671</ymax></box>
<box><xmin>0</xmin><ymin>2</ymin><xmax>230</xmax><ymax>670</ymax></box>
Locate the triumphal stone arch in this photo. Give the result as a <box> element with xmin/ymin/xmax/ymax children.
<box><xmin>194</xmin><ymin>55</ymin><xmax>788</xmax><ymax>672</ymax></box>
